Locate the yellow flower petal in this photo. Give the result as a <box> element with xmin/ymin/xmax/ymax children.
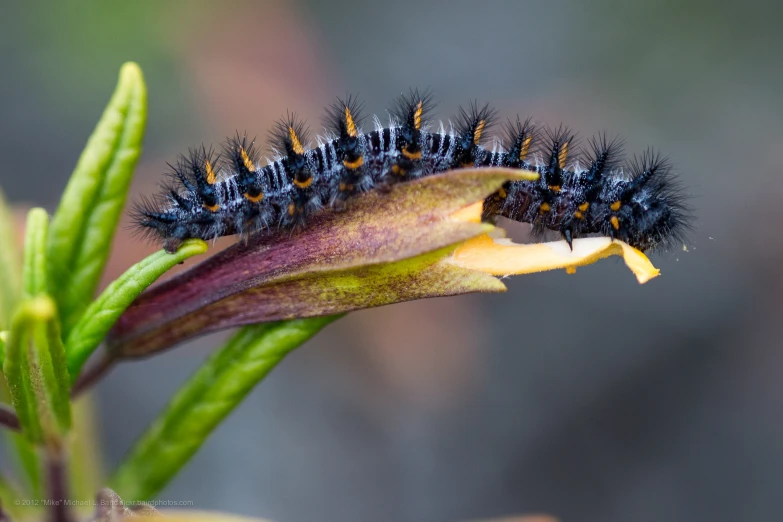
<box><xmin>449</xmin><ymin>200</ymin><xmax>485</xmax><ymax>223</ymax></box>
<box><xmin>447</xmin><ymin>233</ymin><xmax>660</xmax><ymax>284</ymax></box>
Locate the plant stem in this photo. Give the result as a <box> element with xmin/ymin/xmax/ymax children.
<box><xmin>47</xmin><ymin>453</ymin><xmax>71</xmax><ymax>522</ymax></box>
<box><xmin>0</xmin><ymin>404</ymin><xmax>19</xmax><ymax>431</ymax></box>
<box><xmin>71</xmin><ymin>353</ymin><xmax>115</xmax><ymax>397</ymax></box>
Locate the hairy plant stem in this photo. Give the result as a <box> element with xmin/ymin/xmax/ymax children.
<box><xmin>0</xmin><ymin>404</ymin><xmax>19</xmax><ymax>431</ymax></box>
<box><xmin>47</xmin><ymin>451</ymin><xmax>72</xmax><ymax>522</ymax></box>
<box><xmin>71</xmin><ymin>353</ymin><xmax>115</xmax><ymax>398</ymax></box>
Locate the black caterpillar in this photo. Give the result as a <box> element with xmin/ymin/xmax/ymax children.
<box><xmin>135</xmin><ymin>90</ymin><xmax>688</xmax><ymax>253</ymax></box>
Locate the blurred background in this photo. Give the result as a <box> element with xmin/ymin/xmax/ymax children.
<box><xmin>1</xmin><ymin>1</ymin><xmax>782</xmax><ymax>520</ymax></box>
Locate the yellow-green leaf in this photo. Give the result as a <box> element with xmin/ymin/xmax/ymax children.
<box><xmin>47</xmin><ymin>62</ymin><xmax>147</xmax><ymax>335</ymax></box>
<box><xmin>22</xmin><ymin>208</ymin><xmax>49</xmax><ymax>299</ymax></box>
<box><xmin>109</xmin><ymin>316</ymin><xmax>340</xmax><ymax>501</ymax></box>
<box><xmin>0</xmin><ymin>188</ymin><xmax>21</xmax><ymax>330</ymax></box>
<box><xmin>65</xmin><ymin>239</ymin><xmax>208</xmax><ymax>382</ymax></box>
<box><xmin>3</xmin><ymin>297</ymin><xmax>71</xmax><ymax>448</ymax></box>
<box><xmin>67</xmin><ymin>395</ymin><xmax>104</xmax><ymax>512</ymax></box>
<box><xmin>0</xmin><ymin>473</ymin><xmax>25</xmax><ymax>520</ymax></box>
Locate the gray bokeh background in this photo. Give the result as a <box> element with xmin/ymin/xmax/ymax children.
<box><xmin>1</xmin><ymin>1</ymin><xmax>782</xmax><ymax>521</ymax></box>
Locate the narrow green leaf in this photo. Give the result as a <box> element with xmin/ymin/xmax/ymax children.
<box><xmin>0</xmin><ymin>380</ymin><xmax>43</xmax><ymax>499</ymax></box>
<box><xmin>0</xmin><ymin>188</ymin><xmax>22</xmax><ymax>330</ymax></box>
<box><xmin>0</xmin><ymin>188</ymin><xmax>42</xmax><ymax>500</ymax></box>
<box><xmin>109</xmin><ymin>315</ymin><xmax>341</xmax><ymax>500</ymax></box>
<box><xmin>67</xmin><ymin>395</ymin><xmax>104</xmax><ymax>512</ymax></box>
<box><xmin>65</xmin><ymin>239</ymin><xmax>208</xmax><ymax>382</ymax></box>
<box><xmin>37</xmin><ymin>301</ymin><xmax>71</xmax><ymax>434</ymax></box>
<box><xmin>0</xmin><ymin>472</ymin><xmax>26</xmax><ymax>520</ymax></box>
<box><xmin>1</xmin><ymin>207</ymin><xmax>49</xmax><ymax>370</ymax></box>
<box><xmin>9</xmin><ymin>436</ymin><xmax>43</xmax><ymax>499</ymax></box>
<box><xmin>22</xmin><ymin>208</ymin><xmax>49</xmax><ymax>298</ymax></box>
<box><xmin>3</xmin><ymin>297</ymin><xmax>71</xmax><ymax>448</ymax></box>
<box><xmin>3</xmin><ymin>299</ymin><xmax>50</xmax><ymax>443</ymax></box>
<box><xmin>47</xmin><ymin>62</ymin><xmax>147</xmax><ymax>335</ymax></box>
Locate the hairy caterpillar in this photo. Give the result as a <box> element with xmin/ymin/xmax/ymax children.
<box><xmin>134</xmin><ymin>90</ymin><xmax>688</xmax><ymax>253</ymax></box>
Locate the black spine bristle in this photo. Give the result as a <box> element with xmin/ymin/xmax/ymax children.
<box><xmin>503</xmin><ymin>116</ymin><xmax>535</xmax><ymax>168</ymax></box>
<box><xmin>224</xmin><ymin>132</ymin><xmax>262</xmax><ymax>196</ymax></box>
<box><xmin>270</xmin><ymin>112</ymin><xmax>311</xmax><ymax>158</ymax></box>
<box><xmin>455</xmin><ymin>101</ymin><xmax>497</xmax><ymax>144</ymax></box>
<box><xmin>183</xmin><ymin>146</ymin><xmax>220</xmax><ymax>207</ymax></box>
<box><xmin>452</xmin><ymin>101</ymin><xmax>497</xmax><ymax>167</ymax></box>
<box><xmin>326</xmin><ymin>94</ymin><xmax>365</xmax><ymax>140</ymax></box>
<box><xmin>585</xmin><ymin>133</ymin><xmax>624</xmax><ymax>182</ymax></box>
<box><xmin>540</xmin><ymin>125</ymin><xmax>576</xmax><ymax>187</ymax></box>
<box><xmin>390</xmin><ymin>88</ymin><xmax>435</xmax><ymax>138</ymax></box>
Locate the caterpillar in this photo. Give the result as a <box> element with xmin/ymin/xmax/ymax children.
<box><xmin>134</xmin><ymin>90</ymin><xmax>688</xmax><ymax>253</ymax></box>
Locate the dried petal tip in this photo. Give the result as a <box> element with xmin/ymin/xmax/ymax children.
<box><xmin>448</xmin><ymin>234</ymin><xmax>661</xmax><ymax>284</ymax></box>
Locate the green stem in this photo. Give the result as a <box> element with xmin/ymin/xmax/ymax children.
<box><xmin>109</xmin><ymin>315</ymin><xmax>342</xmax><ymax>501</ymax></box>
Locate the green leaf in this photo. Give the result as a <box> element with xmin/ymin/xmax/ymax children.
<box><xmin>1</xmin><ymin>377</ymin><xmax>42</xmax><ymax>499</ymax></box>
<box><xmin>3</xmin><ymin>297</ymin><xmax>71</xmax><ymax>448</ymax></box>
<box><xmin>0</xmin><ymin>379</ymin><xmax>43</xmax><ymax>499</ymax></box>
<box><xmin>1</xmin><ymin>175</ymin><xmax>43</xmax><ymax>503</ymax></box>
<box><xmin>65</xmin><ymin>239</ymin><xmax>208</xmax><ymax>382</ymax></box>
<box><xmin>47</xmin><ymin>62</ymin><xmax>147</xmax><ymax>335</ymax></box>
<box><xmin>67</xmin><ymin>395</ymin><xmax>104</xmax><ymax>511</ymax></box>
<box><xmin>1</xmin><ymin>207</ymin><xmax>50</xmax><ymax>370</ymax></box>
<box><xmin>22</xmin><ymin>208</ymin><xmax>49</xmax><ymax>298</ymax></box>
<box><xmin>109</xmin><ymin>315</ymin><xmax>341</xmax><ymax>501</ymax></box>
<box><xmin>10</xmin><ymin>436</ymin><xmax>43</xmax><ymax>498</ymax></box>
<box><xmin>0</xmin><ymin>188</ymin><xmax>22</xmax><ymax>330</ymax></box>
<box><xmin>0</xmin><ymin>472</ymin><xmax>26</xmax><ymax>520</ymax></box>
